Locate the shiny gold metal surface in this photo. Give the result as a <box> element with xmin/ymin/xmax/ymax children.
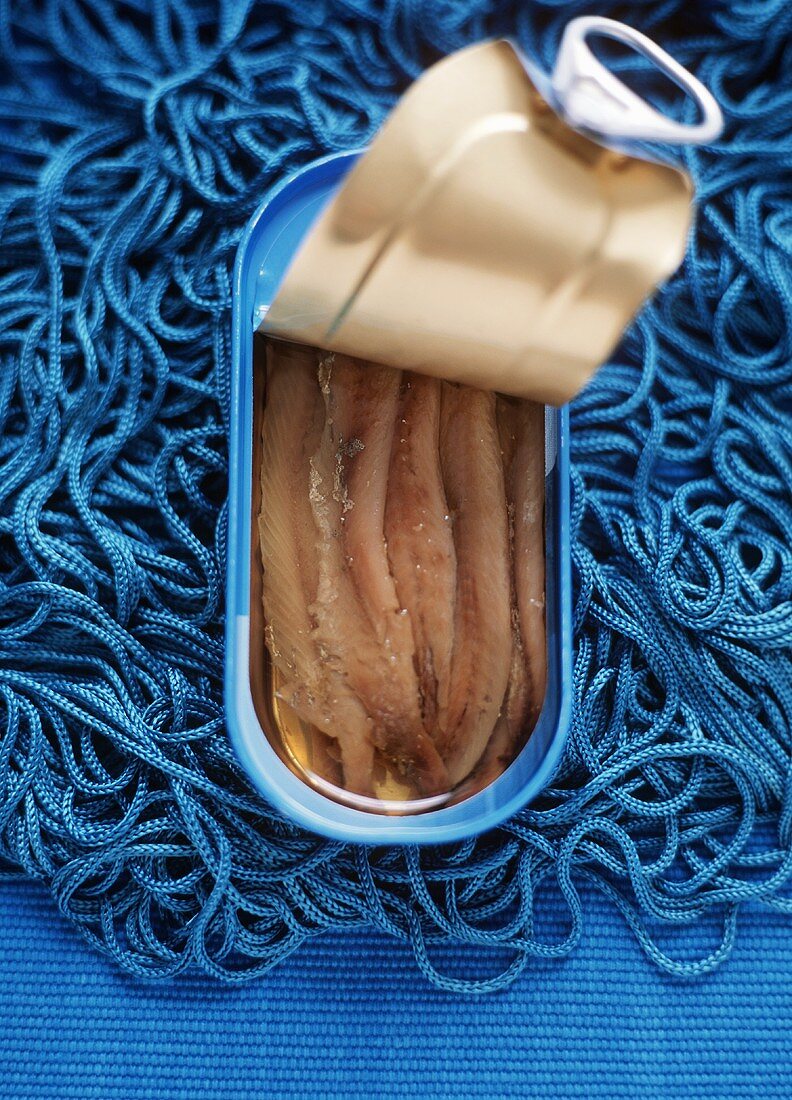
<box><xmin>260</xmin><ymin>39</ymin><xmax>693</xmax><ymax>405</ymax></box>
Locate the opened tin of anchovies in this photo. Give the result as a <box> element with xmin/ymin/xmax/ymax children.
<box><xmin>226</xmin><ymin>18</ymin><xmax>722</xmax><ymax>842</ymax></box>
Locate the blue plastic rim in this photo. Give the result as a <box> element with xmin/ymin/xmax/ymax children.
<box><xmin>226</xmin><ymin>151</ymin><xmax>573</xmax><ymax>843</ymax></box>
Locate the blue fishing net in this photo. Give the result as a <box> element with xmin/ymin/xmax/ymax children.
<box><xmin>0</xmin><ymin>0</ymin><xmax>790</xmax><ymax>993</ymax></box>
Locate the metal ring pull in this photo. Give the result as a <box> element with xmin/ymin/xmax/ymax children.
<box><xmin>550</xmin><ymin>16</ymin><xmax>724</xmax><ymax>146</ymax></box>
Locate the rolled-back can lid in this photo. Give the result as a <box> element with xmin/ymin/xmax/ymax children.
<box><xmin>260</xmin><ymin>19</ymin><xmax>722</xmax><ymax>405</ymax></box>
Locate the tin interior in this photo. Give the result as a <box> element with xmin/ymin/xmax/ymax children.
<box><xmin>248</xmin><ymin>333</ymin><xmax>554</xmax><ymax>815</ymax></box>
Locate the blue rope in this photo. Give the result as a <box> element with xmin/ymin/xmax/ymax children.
<box><xmin>0</xmin><ymin>0</ymin><xmax>790</xmax><ymax>994</ymax></box>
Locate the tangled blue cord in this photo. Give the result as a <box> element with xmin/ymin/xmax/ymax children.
<box><xmin>0</xmin><ymin>0</ymin><xmax>791</xmax><ymax>993</ymax></box>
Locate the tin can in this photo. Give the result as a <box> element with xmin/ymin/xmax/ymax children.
<box><xmin>226</xmin><ymin>151</ymin><xmax>572</xmax><ymax>842</ymax></box>
<box><xmin>225</xmin><ymin>19</ymin><xmax>721</xmax><ymax>841</ymax></box>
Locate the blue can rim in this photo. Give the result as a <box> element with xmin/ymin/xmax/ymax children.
<box><xmin>225</xmin><ymin>150</ymin><xmax>573</xmax><ymax>843</ymax></box>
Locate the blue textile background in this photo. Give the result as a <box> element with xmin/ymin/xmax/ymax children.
<box><xmin>1</xmin><ymin>875</ymin><xmax>791</xmax><ymax>1100</ymax></box>
<box><xmin>1</xmin><ymin>0</ymin><xmax>791</xmax><ymax>999</ymax></box>
<box><xmin>2</xmin><ymin>2</ymin><xmax>790</xmax><ymax>1092</ymax></box>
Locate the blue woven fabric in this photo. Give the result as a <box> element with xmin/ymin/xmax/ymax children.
<box><xmin>1</xmin><ymin>877</ymin><xmax>791</xmax><ymax>1100</ymax></box>
<box><xmin>0</xmin><ymin>0</ymin><xmax>791</xmax><ymax>992</ymax></box>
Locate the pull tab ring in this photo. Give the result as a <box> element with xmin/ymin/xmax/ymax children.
<box><xmin>550</xmin><ymin>16</ymin><xmax>723</xmax><ymax>146</ymax></box>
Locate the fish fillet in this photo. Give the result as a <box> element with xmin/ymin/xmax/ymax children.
<box><xmin>259</xmin><ymin>342</ymin><xmax>376</xmax><ymax>794</ymax></box>
<box><xmin>449</xmin><ymin>399</ymin><xmax>546</xmax><ymax>797</ymax></box>
<box><xmin>260</xmin><ymin>344</ymin><xmax>546</xmax><ymax>803</ymax></box>
<box><xmin>385</xmin><ymin>373</ymin><xmax>456</xmax><ymax>731</ymax></box>
<box><xmin>437</xmin><ymin>383</ymin><xmax>513</xmax><ymax>785</ymax></box>
<box><xmin>308</xmin><ymin>354</ymin><xmax>449</xmax><ymax>796</ymax></box>
<box><xmin>499</xmin><ymin>397</ymin><xmax>547</xmax><ymax>737</ymax></box>
<box><xmin>466</xmin><ymin>622</ymin><xmax>533</xmax><ymax>797</ymax></box>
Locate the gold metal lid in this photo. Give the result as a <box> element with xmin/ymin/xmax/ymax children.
<box><xmin>260</xmin><ymin>19</ymin><xmax>722</xmax><ymax>404</ymax></box>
